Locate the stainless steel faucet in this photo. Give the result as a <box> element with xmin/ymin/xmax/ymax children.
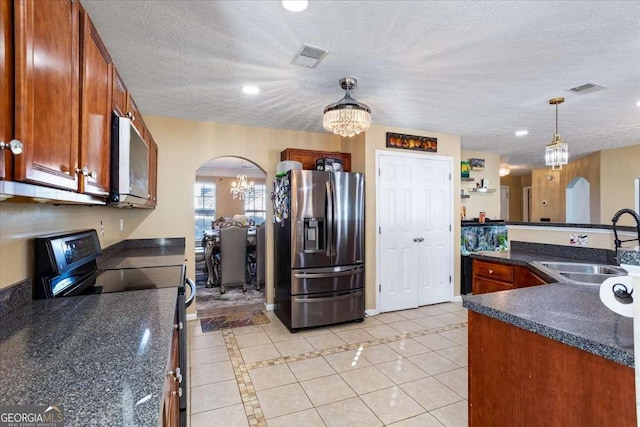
<box><xmin>611</xmin><ymin>208</ymin><xmax>640</xmax><ymax>250</ymax></box>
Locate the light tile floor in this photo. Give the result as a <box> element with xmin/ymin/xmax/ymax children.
<box><xmin>187</xmin><ymin>302</ymin><xmax>469</xmax><ymax>427</ymax></box>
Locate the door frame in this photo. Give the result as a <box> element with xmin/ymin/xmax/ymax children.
<box><xmin>375</xmin><ymin>149</ymin><xmax>455</xmax><ymax>314</ymax></box>
<box><xmin>523</xmin><ymin>186</ymin><xmax>532</xmax><ymax>221</ymax></box>
<box><xmin>500</xmin><ymin>185</ymin><xmax>510</xmax><ymax>221</ymax></box>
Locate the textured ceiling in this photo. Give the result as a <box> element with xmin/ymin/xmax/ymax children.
<box><xmin>81</xmin><ymin>0</ymin><xmax>640</xmax><ymax>174</ymax></box>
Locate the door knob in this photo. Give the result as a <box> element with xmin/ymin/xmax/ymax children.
<box><xmin>413</xmin><ymin>238</ymin><xmax>418</xmax><ymax>242</ymax></box>
<box><xmin>0</xmin><ymin>139</ymin><xmax>23</xmax><ymax>155</ymax></box>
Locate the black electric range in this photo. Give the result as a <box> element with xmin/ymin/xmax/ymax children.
<box><xmin>33</xmin><ymin>229</ymin><xmax>193</xmax><ymax>427</ymax></box>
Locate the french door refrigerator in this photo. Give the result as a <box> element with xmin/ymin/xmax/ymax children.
<box><xmin>274</xmin><ymin>170</ymin><xmax>365</xmax><ymax>331</ymax></box>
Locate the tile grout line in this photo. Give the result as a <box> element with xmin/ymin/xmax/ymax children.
<box><xmin>222</xmin><ymin>328</ymin><xmax>267</xmax><ymax>427</ymax></box>
<box><xmin>245</xmin><ymin>321</ymin><xmax>468</xmax><ymax>370</ymax></box>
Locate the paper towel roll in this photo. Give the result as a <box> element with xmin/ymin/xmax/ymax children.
<box><xmin>599</xmin><ymin>275</ymin><xmax>634</xmax><ymax>317</ymax></box>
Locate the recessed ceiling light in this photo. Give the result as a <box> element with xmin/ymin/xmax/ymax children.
<box><xmin>515</xmin><ymin>130</ymin><xmax>529</xmax><ymax>137</ymax></box>
<box><xmin>282</xmin><ymin>1</ymin><xmax>308</xmax><ymax>12</ymax></box>
<box><xmin>242</xmin><ymin>85</ymin><xmax>260</xmax><ymax>95</ymax></box>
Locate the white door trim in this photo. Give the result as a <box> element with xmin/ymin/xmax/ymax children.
<box><xmin>375</xmin><ymin>149</ymin><xmax>455</xmax><ymax>314</ymax></box>
<box><xmin>500</xmin><ymin>185</ymin><xmax>509</xmax><ymax>221</ymax></box>
<box><xmin>523</xmin><ymin>186</ymin><xmax>532</xmax><ymax>222</ymax></box>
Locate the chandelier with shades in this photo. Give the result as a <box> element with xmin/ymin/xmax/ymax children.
<box><xmin>323</xmin><ymin>77</ymin><xmax>371</xmax><ymax>138</ymax></box>
<box><xmin>230</xmin><ymin>168</ymin><xmax>254</xmax><ymax>200</ymax></box>
<box><xmin>545</xmin><ymin>97</ymin><xmax>569</xmax><ymax>170</ymax></box>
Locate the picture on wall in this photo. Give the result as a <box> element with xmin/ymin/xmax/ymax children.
<box><xmin>470</xmin><ymin>158</ymin><xmax>485</xmax><ymax>170</ymax></box>
<box><xmin>386</xmin><ymin>132</ymin><xmax>437</xmax><ymax>152</ymax></box>
<box><xmin>461</xmin><ymin>161</ymin><xmax>470</xmax><ymax>178</ymax></box>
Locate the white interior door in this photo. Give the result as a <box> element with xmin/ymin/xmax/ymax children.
<box><xmin>378</xmin><ymin>154</ymin><xmax>419</xmax><ymax>312</ymax></box>
<box><xmin>415</xmin><ymin>158</ymin><xmax>453</xmax><ymax>306</ymax></box>
<box><xmin>378</xmin><ymin>151</ymin><xmax>453</xmax><ymax>312</ymax></box>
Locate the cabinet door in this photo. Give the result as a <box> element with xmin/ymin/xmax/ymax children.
<box><xmin>111</xmin><ymin>67</ymin><xmax>127</xmax><ymax>117</ymax></box>
<box><xmin>0</xmin><ymin>0</ymin><xmax>13</xmax><ymax>180</ymax></box>
<box><xmin>281</xmin><ymin>148</ymin><xmax>316</xmax><ymax>170</ymax></box>
<box><xmin>146</xmin><ymin>135</ymin><xmax>157</xmax><ymax>207</ymax></box>
<box><xmin>126</xmin><ymin>94</ymin><xmax>144</xmax><ymax>133</ymax></box>
<box><xmin>473</xmin><ymin>277</ymin><xmax>513</xmax><ymax>294</ymax></box>
<box><xmin>79</xmin><ymin>11</ymin><xmax>111</xmax><ymax>196</ymax></box>
<box><xmin>162</xmin><ymin>319</ymin><xmax>180</xmax><ymax>427</ymax></box>
<box><xmin>322</xmin><ymin>151</ymin><xmax>351</xmax><ymax>172</ymax></box>
<box><xmin>14</xmin><ymin>0</ymin><xmax>80</xmax><ymax>191</ymax></box>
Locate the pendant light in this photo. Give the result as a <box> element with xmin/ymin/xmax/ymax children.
<box><xmin>545</xmin><ymin>97</ymin><xmax>568</xmax><ymax>170</ymax></box>
<box><xmin>323</xmin><ymin>77</ymin><xmax>371</xmax><ymax>138</ymax></box>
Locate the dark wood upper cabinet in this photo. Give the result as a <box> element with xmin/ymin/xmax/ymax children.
<box><xmin>146</xmin><ymin>134</ymin><xmax>158</xmax><ymax>207</ymax></box>
<box><xmin>281</xmin><ymin>148</ymin><xmax>352</xmax><ymax>172</ymax></box>
<box><xmin>79</xmin><ymin>9</ymin><xmax>111</xmax><ymax>196</ymax></box>
<box><xmin>0</xmin><ymin>0</ymin><xmax>13</xmax><ymax>180</ymax></box>
<box><xmin>111</xmin><ymin>67</ymin><xmax>127</xmax><ymax>117</ymax></box>
<box><xmin>13</xmin><ymin>0</ymin><xmax>80</xmax><ymax>191</ymax></box>
<box><xmin>126</xmin><ymin>93</ymin><xmax>144</xmax><ymax>134</ymax></box>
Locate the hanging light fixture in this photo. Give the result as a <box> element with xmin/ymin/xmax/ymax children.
<box><xmin>230</xmin><ymin>161</ymin><xmax>254</xmax><ymax>200</ymax></box>
<box><xmin>230</xmin><ymin>174</ymin><xmax>255</xmax><ymax>200</ymax></box>
<box><xmin>545</xmin><ymin>97</ymin><xmax>568</xmax><ymax>170</ymax></box>
<box><xmin>499</xmin><ymin>166</ymin><xmax>511</xmax><ymax>177</ymax></box>
<box><xmin>323</xmin><ymin>77</ymin><xmax>371</xmax><ymax>137</ymax></box>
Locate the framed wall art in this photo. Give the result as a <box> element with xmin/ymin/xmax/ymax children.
<box><xmin>386</xmin><ymin>132</ymin><xmax>437</xmax><ymax>153</ymax></box>
<box><xmin>461</xmin><ymin>161</ymin><xmax>470</xmax><ymax>178</ymax></box>
<box><xmin>470</xmin><ymin>158</ymin><xmax>485</xmax><ymax>171</ymax></box>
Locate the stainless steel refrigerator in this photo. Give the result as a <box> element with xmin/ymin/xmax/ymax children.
<box><xmin>274</xmin><ymin>170</ymin><xmax>365</xmax><ymax>331</ymax></box>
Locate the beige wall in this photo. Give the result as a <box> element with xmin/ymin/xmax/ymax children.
<box><xmin>508</xmin><ymin>225</ymin><xmax>626</xmax><ymax>250</ymax></box>
<box><xmin>460</xmin><ymin>150</ymin><xmax>501</xmax><ymax>220</ymax></box>
<box><xmin>0</xmin><ymin>202</ymin><xmax>150</xmax><ymax>289</ymax></box>
<box><xmin>601</xmin><ymin>144</ymin><xmax>640</xmax><ymax>227</ymax></box>
<box><xmin>364</xmin><ymin>125</ymin><xmax>461</xmax><ymax>309</ymax></box>
<box><xmin>531</xmin><ymin>151</ymin><xmax>601</xmax><ymax>223</ymax></box>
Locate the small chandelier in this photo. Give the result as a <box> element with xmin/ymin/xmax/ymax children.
<box><xmin>230</xmin><ymin>174</ymin><xmax>254</xmax><ymax>200</ymax></box>
<box><xmin>545</xmin><ymin>97</ymin><xmax>568</xmax><ymax>170</ymax></box>
<box><xmin>323</xmin><ymin>77</ymin><xmax>371</xmax><ymax>137</ymax></box>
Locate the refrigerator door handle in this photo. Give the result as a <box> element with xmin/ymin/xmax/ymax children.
<box><xmin>294</xmin><ymin>269</ymin><xmax>362</xmax><ymax>279</ymax></box>
<box><xmin>325</xmin><ymin>180</ymin><xmax>333</xmax><ymax>257</ymax></box>
<box><xmin>295</xmin><ymin>290</ymin><xmax>363</xmax><ymax>303</ymax></box>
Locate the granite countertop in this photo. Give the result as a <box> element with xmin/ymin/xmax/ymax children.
<box><xmin>463</xmin><ymin>284</ymin><xmax>634</xmax><ymax>367</ymax></box>
<box><xmin>0</xmin><ymin>288</ymin><xmax>177</xmax><ymax>426</ymax></box>
<box><xmin>464</xmin><ymin>242</ymin><xmax>636</xmax><ymax>366</ymax></box>
<box><xmin>98</xmin><ymin>238</ymin><xmax>186</xmax><ymax>269</ymax></box>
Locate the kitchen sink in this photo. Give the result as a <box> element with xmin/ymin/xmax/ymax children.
<box><xmin>532</xmin><ymin>261</ymin><xmax>627</xmax><ymax>285</ymax></box>
<box><xmin>536</xmin><ymin>261</ymin><xmax>627</xmax><ymax>276</ymax></box>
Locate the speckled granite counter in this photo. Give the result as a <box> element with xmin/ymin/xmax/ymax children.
<box><xmin>0</xmin><ymin>288</ymin><xmax>177</xmax><ymax>426</ymax></box>
<box><xmin>98</xmin><ymin>237</ymin><xmax>186</xmax><ymax>269</ymax></box>
<box><xmin>463</xmin><ymin>283</ymin><xmax>634</xmax><ymax>367</ymax></box>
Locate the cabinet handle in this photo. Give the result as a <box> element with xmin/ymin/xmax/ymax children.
<box><xmin>125</xmin><ymin>111</ymin><xmax>135</xmax><ymax>121</ymax></box>
<box><xmin>0</xmin><ymin>139</ymin><xmax>23</xmax><ymax>155</ymax></box>
<box><xmin>171</xmin><ymin>387</ymin><xmax>182</xmax><ymax>398</ymax></box>
<box><xmin>175</xmin><ymin>367</ymin><xmax>182</xmax><ymax>384</ymax></box>
<box><xmin>174</xmin><ymin>322</ymin><xmax>183</xmax><ymax>330</ymax></box>
<box><xmin>488</xmin><ymin>269</ymin><xmax>493</xmax><ymax>274</ymax></box>
<box><xmin>76</xmin><ymin>167</ymin><xmax>97</xmax><ymax>179</ymax></box>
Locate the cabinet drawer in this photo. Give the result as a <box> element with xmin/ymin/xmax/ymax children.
<box><xmin>473</xmin><ymin>260</ymin><xmax>514</xmax><ymax>282</ymax></box>
<box><xmin>473</xmin><ymin>277</ymin><xmax>513</xmax><ymax>295</ymax></box>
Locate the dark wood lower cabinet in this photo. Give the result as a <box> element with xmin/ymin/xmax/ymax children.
<box><xmin>162</xmin><ymin>316</ymin><xmax>181</xmax><ymax>427</ymax></box>
<box><xmin>468</xmin><ymin>312</ymin><xmax>636</xmax><ymax>426</ymax></box>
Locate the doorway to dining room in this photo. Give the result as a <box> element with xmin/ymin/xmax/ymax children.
<box><xmin>194</xmin><ymin>156</ymin><xmax>267</xmax><ymax>318</ymax></box>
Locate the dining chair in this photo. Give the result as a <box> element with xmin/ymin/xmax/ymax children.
<box><xmin>256</xmin><ymin>223</ymin><xmax>266</xmax><ymax>290</ymax></box>
<box><xmin>217</xmin><ymin>225</ymin><xmax>248</xmax><ymax>294</ymax></box>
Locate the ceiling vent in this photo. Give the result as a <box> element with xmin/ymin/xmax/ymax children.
<box><xmin>568</xmin><ymin>82</ymin><xmax>608</xmax><ymax>94</ymax></box>
<box><xmin>292</xmin><ymin>44</ymin><xmax>329</xmax><ymax>68</ymax></box>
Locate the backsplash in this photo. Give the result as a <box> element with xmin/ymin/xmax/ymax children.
<box><xmin>0</xmin><ymin>279</ymin><xmax>31</xmax><ymax>318</ymax></box>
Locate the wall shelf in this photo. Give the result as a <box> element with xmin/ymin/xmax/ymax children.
<box><xmin>461</xmin><ymin>177</ymin><xmax>475</xmax><ymax>182</ymax></box>
<box><xmin>469</xmin><ymin>188</ymin><xmax>496</xmax><ymax>193</ymax></box>
<box><xmin>461</xmin><ymin>194</ymin><xmax>471</xmax><ymax>199</ymax></box>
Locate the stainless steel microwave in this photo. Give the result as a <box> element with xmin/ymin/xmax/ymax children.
<box><xmin>109</xmin><ymin>112</ymin><xmax>150</xmax><ymax>207</ymax></box>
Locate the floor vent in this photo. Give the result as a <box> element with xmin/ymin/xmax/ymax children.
<box><xmin>568</xmin><ymin>82</ymin><xmax>608</xmax><ymax>94</ymax></box>
<box><xmin>292</xmin><ymin>44</ymin><xmax>329</xmax><ymax>68</ymax></box>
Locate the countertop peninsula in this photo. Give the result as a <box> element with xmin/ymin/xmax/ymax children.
<box><xmin>463</xmin><ymin>245</ymin><xmax>634</xmax><ymax>366</ymax></box>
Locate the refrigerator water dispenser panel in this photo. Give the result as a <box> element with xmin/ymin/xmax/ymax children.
<box><xmin>299</xmin><ymin>218</ymin><xmax>325</xmax><ymax>253</ymax></box>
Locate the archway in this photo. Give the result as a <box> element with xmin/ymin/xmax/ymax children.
<box><xmin>194</xmin><ymin>156</ymin><xmax>267</xmax><ymax>318</ymax></box>
<box><xmin>566</xmin><ymin>176</ymin><xmax>590</xmax><ymax>223</ymax></box>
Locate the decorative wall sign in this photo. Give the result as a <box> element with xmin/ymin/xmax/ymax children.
<box><xmin>461</xmin><ymin>161</ymin><xmax>470</xmax><ymax>178</ymax></box>
<box><xmin>470</xmin><ymin>158</ymin><xmax>485</xmax><ymax>170</ymax></box>
<box><xmin>386</xmin><ymin>132</ymin><xmax>437</xmax><ymax>152</ymax></box>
